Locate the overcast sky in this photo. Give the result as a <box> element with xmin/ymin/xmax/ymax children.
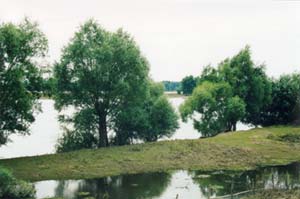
<box><xmin>0</xmin><ymin>0</ymin><xmax>299</xmax><ymax>81</ymax></box>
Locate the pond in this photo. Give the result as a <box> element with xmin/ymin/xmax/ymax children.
<box><xmin>35</xmin><ymin>162</ymin><xmax>300</xmax><ymax>199</ymax></box>
<box><xmin>0</xmin><ymin>96</ymin><xmax>251</xmax><ymax>159</ymax></box>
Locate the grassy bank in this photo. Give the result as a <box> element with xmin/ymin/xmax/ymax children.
<box><xmin>164</xmin><ymin>92</ymin><xmax>186</xmax><ymax>98</ymax></box>
<box><xmin>1</xmin><ymin>126</ymin><xmax>300</xmax><ymax>182</ymax></box>
<box><xmin>242</xmin><ymin>189</ymin><xmax>300</xmax><ymax>199</ymax></box>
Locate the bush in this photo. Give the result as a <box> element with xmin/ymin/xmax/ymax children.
<box><xmin>0</xmin><ymin>167</ymin><xmax>36</xmax><ymax>198</ymax></box>
<box><xmin>56</xmin><ymin>129</ymin><xmax>97</xmax><ymax>153</ymax></box>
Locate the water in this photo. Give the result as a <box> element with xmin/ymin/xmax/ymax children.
<box><xmin>34</xmin><ymin>162</ymin><xmax>300</xmax><ymax>199</ymax></box>
<box><xmin>0</xmin><ymin>100</ymin><xmax>61</xmax><ymax>159</ymax></box>
<box><xmin>0</xmin><ymin>97</ymin><xmax>251</xmax><ymax>159</ymax></box>
<box><xmin>0</xmin><ymin>97</ymin><xmax>199</xmax><ymax>159</ymax></box>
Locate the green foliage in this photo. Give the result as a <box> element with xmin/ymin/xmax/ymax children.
<box><xmin>144</xmin><ymin>95</ymin><xmax>178</xmax><ymax>141</ymax></box>
<box><xmin>113</xmin><ymin>82</ymin><xmax>178</xmax><ymax>144</ymax></box>
<box><xmin>0</xmin><ymin>19</ymin><xmax>48</xmax><ymax>146</ymax></box>
<box><xmin>260</xmin><ymin>74</ymin><xmax>300</xmax><ymax>126</ymax></box>
<box><xmin>41</xmin><ymin>77</ymin><xmax>56</xmax><ymax>97</ymax></box>
<box><xmin>0</xmin><ymin>167</ymin><xmax>35</xmax><ymax>198</ymax></box>
<box><xmin>198</xmin><ymin>65</ymin><xmax>220</xmax><ymax>84</ymax></box>
<box><xmin>54</xmin><ymin>20</ymin><xmax>149</xmax><ymax>148</ymax></box>
<box><xmin>162</xmin><ymin>81</ymin><xmax>181</xmax><ymax>92</ymax></box>
<box><xmin>219</xmin><ymin>47</ymin><xmax>271</xmax><ymax>125</ymax></box>
<box><xmin>137</xmin><ymin>82</ymin><xmax>179</xmax><ymax>142</ymax></box>
<box><xmin>182</xmin><ymin>47</ymin><xmax>298</xmax><ymax>129</ymax></box>
<box><xmin>181</xmin><ymin>75</ymin><xmax>197</xmax><ymax>95</ymax></box>
<box><xmin>54</xmin><ymin>20</ymin><xmax>178</xmax><ymax>151</ymax></box>
<box><xmin>180</xmin><ymin>81</ymin><xmax>245</xmax><ymax>137</ymax></box>
<box><xmin>192</xmin><ymin>46</ymin><xmax>271</xmax><ymax>130</ymax></box>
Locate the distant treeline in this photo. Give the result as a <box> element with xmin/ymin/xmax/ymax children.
<box><xmin>161</xmin><ymin>81</ymin><xmax>181</xmax><ymax>92</ymax></box>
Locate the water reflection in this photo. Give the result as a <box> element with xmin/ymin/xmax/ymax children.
<box><xmin>35</xmin><ymin>162</ymin><xmax>300</xmax><ymax>199</ymax></box>
<box><xmin>37</xmin><ymin>172</ymin><xmax>172</xmax><ymax>199</ymax></box>
<box><xmin>191</xmin><ymin>162</ymin><xmax>300</xmax><ymax>198</ymax></box>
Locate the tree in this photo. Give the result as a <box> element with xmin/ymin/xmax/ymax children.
<box><xmin>162</xmin><ymin>81</ymin><xmax>181</xmax><ymax>92</ymax></box>
<box><xmin>0</xmin><ymin>19</ymin><xmax>48</xmax><ymax>146</ymax></box>
<box><xmin>40</xmin><ymin>64</ymin><xmax>56</xmax><ymax>97</ymax></box>
<box><xmin>197</xmin><ymin>47</ymin><xmax>272</xmax><ymax>126</ymax></box>
<box><xmin>198</xmin><ymin>65</ymin><xmax>220</xmax><ymax>84</ymax></box>
<box><xmin>218</xmin><ymin>46</ymin><xmax>272</xmax><ymax>126</ymax></box>
<box><xmin>54</xmin><ymin>20</ymin><xmax>178</xmax><ymax>150</ymax></box>
<box><xmin>260</xmin><ymin>74</ymin><xmax>300</xmax><ymax>126</ymax></box>
<box><xmin>113</xmin><ymin>82</ymin><xmax>179</xmax><ymax>144</ymax></box>
<box><xmin>54</xmin><ymin>20</ymin><xmax>149</xmax><ymax>148</ymax></box>
<box><xmin>179</xmin><ymin>81</ymin><xmax>245</xmax><ymax>137</ymax></box>
<box><xmin>181</xmin><ymin>75</ymin><xmax>197</xmax><ymax>95</ymax></box>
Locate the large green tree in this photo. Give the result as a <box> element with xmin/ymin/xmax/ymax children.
<box><xmin>180</xmin><ymin>81</ymin><xmax>245</xmax><ymax>137</ymax></box>
<box><xmin>54</xmin><ymin>20</ymin><xmax>178</xmax><ymax>150</ymax></box>
<box><xmin>218</xmin><ymin>46</ymin><xmax>272</xmax><ymax>126</ymax></box>
<box><xmin>198</xmin><ymin>46</ymin><xmax>272</xmax><ymax>126</ymax></box>
<box><xmin>54</xmin><ymin>20</ymin><xmax>149</xmax><ymax>148</ymax></box>
<box><xmin>0</xmin><ymin>19</ymin><xmax>48</xmax><ymax>145</ymax></box>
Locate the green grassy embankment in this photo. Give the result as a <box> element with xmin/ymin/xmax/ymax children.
<box><xmin>242</xmin><ymin>189</ymin><xmax>300</xmax><ymax>199</ymax></box>
<box><xmin>0</xmin><ymin>126</ymin><xmax>300</xmax><ymax>182</ymax></box>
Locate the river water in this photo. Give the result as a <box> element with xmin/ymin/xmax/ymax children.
<box><xmin>34</xmin><ymin>162</ymin><xmax>300</xmax><ymax>199</ymax></box>
<box><xmin>0</xmin><ymin>97</ymin><xmax>251</xmax><ymax>159</ymax></box>
<box><xmin>0</xmin><ymin>97</ymin><xmax>259</xmax><ymax>199</ymax></box>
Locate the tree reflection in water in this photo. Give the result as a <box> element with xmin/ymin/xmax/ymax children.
<box><xmin>36</xmin><ymin>162</ymin><xmax>300</xmax><ymax>199</ymax></box>
<box><xmin>53</xmin><ymin>172</ymin><xmax>172</xmax><ymax>199</ymax></box>
<box><xmin>190</xmin><ymin>162</ymin><xmax>300</xmax><ymax>198</ymax></box>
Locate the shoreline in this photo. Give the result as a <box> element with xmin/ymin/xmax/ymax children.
<box><xmin>1</xmin><ymin>126</ymin><xmax>300</xmax><ymax>182</ymax></box>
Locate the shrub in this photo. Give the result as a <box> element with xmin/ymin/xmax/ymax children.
<box><xmin>0</xmin><ymin>167</ymin><xmax>36</xmax><ymax>198</ymax></box>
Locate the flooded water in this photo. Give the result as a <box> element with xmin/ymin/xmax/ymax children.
<box><xmin>34</xmin><ymin>162</ymin><xmax>300</xmax><ymax>199</ymax></box>
<box><xmin>0</xmin><ymin>97</ymin><xmax>251</xmax><ymax>159</ymax></box>
<box><xmin>0</xmin><ymin>100</ymin><xmax>61</xmax><ymax>159</ymax></box>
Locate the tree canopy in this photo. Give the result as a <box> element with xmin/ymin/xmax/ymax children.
<box><xmin>113</xmin><ymin>82</ymin><xmax>178</xmax><ymax>145</ymax></box>
<box><xmin>180</xmin><ymin>46</ymin><xmax>272</xmax><ymax>136</ymax></box>
<box><xmin>218</xmin><ymin>47</ymin><xmax>271</xmax><ymax>125</ymax></box>
<box><xmin>162</xmin><ymin>81</ymin><xmax>181</xmax><ymax>92</ymax></box>
<box><xmin>194</xmin><ymin>47</ymin><xmax>272</xmax><ymax>127</ymax></box>
<box><xmin>181</xmin><ymin>75</ymin><xmax>197</xmax><ymax>95</ymax></box>
<box><xmin>54</xmin><ymin>20</ymin><xmax>178</xmax><ymax>151</ymax></box>
<box><xmin>260</xmin><ymin>74</ymin><xmax>300</xmax><ymax>126</ymax></box>
<box><xmin>180</xmin><ymin>81</ymin><xmax>245</xmax><ymax>137</ymax></box>
<box><xmin>0</xmin><ymin>19</ymin><xmax>48</xmax><ymax>145</ymax></box>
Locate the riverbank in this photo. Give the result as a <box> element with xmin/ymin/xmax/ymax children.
<box><xmin>164</xmin><ymin>91</ymin><xmax>187</xmax><ymax>98</ymax></box>
<box><xmin>242</xmin><ymin>189</ymin><xmax>300</xmax><ymax>199</ymax></box>
<box><xmin>0</xmin><ymin>126</ymin><xmax>300</xmax><ymax>182</ymax></box>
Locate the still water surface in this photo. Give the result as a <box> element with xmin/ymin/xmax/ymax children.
<box><xmin>0</xmin><ymin>97</ymin><xmax>289</xmax><ymax>199</ymax></box>
<box><xmin>0</xmin><ymin>97</ymin><xmax>251</xmax><ymax>159</ymax></box>
<box><xmin>35</xmin><ymin>162</ymin><xmax>300</xmax><ymax>199</ymax></box>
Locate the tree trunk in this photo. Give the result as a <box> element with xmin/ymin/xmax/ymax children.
<box><xmin>233</xmin><ymin>123</ymin><xmax>237</xmax><ymax>131</ymax></box>
<box><xmin>98</xmin><ymin>113</ymin><xmax>108</xmax><ymax>147</ymax></box>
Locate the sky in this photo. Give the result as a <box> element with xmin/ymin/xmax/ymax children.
<box><xmin>0</xmin><ymin>0</ymin><xmax>299</xmax><ymax>81</ymax></box>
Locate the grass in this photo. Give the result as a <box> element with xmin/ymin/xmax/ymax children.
<box><xmin>164</xmin><ymin>92</ymin><xmax>187</xmax><ymax>98</ymax></box>
<box><xmin>1</xmin><ymin>126</ymin><xmax>300</xmax><ymax>182</ymax></box>
<box><xmin>242</xmin><ymin>189</ymin><xmax>300</xmax><ymax>199</ymax></box>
